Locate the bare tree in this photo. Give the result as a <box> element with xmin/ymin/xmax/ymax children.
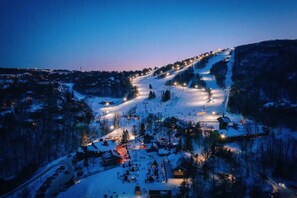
<box><xmin>98</xmin><ymin>117</ymin><xmax>109</xmax><ymax>135</ymax></box>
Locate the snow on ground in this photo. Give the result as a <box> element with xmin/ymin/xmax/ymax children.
<box><xmin>224</xmin><ymin>49</ymin><xmax>235</xmax><ymax>112</ymax></box>
<box><xmin>57</xmin><ymin>50</ymin><xmax>246</xmax><ymax>197</ymax></box>
<box><xmin>98</xmin><ymin>49</ymin><xmax>240</xmax><ymax>127</ymax></box>
<box><xmin>65</xmin><ymin>50</ymin><xmax>241</xmax><ymax>138</ymax></box>
<box><xmin>64</xmin><ymin>83</ymin><xmax>86</xmax><ymax>100</ymax></box>
<box><xmin>58</xmin><ymin>149</ymin><xmax>182</xmax><ymax>198</ymax></box>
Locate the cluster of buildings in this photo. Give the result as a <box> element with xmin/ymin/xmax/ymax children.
<box><xmin>76</xmin><ymin>140</ymin><xmax>123</xmax><ymax>165</ymax></box>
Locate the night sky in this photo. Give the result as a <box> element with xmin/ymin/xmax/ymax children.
<box><xmin>0</xmin><ymin>0</ymin><xmax>297</xmax><ymax>71</ymax></box>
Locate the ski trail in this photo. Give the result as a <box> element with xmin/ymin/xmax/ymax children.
<box><xmin>195</xmin><ymin>49</ymin><xmax>231</xmax><ymax>90</ymax></box>
<box><xmin>224</xmin><ymin>49</ymin><xmax>234</xmax><ymax>113</ymax></box>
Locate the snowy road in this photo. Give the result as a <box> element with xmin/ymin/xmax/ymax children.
<box><xmin>2</xmin><ymin>157</ymin><xmax>73</xmax><ymax>198</ymax></box>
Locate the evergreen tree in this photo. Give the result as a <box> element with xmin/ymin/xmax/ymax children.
<box><xmin>132</xmin><ymin>124</ymin><xmax>137</xmax><ymax>136</ymax></box>
<box><xmin>149</xmin><ymin>84</ymin><xmax>152</xmax><ymax>89</ymax></box>
<box><xmin>148</xmin><ymin>91</ymin><xmax>156</xmax><ymax>99</ymax></box>
<box><xmin>121</xmin><ymin>130</ymin><xmax>129</xmax><ymax>144</ymax></box>
<box><xmin>140</xmin><ymin>123</ymin><xmax>145</xmax><ymax>136</ymax></box>
<box><xmin>162</xmin><ymin>90</ymin><xmax>171</xmax><ymax>102</ymax></box>
<box><xmin>148</xmin><ymin>91</ymin><xmax>153</xmax><ymax>99</ymax></box>
<box><xmin>185</xmin><ymin>135</ymin><xmax>193</xmax><ymax>152</ymax></box>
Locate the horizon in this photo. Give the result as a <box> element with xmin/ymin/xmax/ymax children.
<box><xmin>1</xmin><ymin>0</ymin><xmax>297</xmax><ymax>71</ymax></box>
<box><xmin>1</xmin><ymin>38</ymin><xmax>296</xmax><ymax>73</ymax></box>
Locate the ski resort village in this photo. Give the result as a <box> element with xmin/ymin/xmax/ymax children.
<box><xmin>1</xmin><ymin>41</ymin><xmax>297</xmax><ymax>198</ymax></box>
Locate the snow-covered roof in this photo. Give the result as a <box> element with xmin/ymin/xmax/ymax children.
<box><xmin>219</xmin><ymin>127</ymin><xmax>245</xmax><ymax>137</ymax></box>
<box><xmin>102</xmin><ymin>150</ymin><xmax>121</xmax><ymax>159</ymax></box>
<box><xmin>92</xmin><ymin>140</ymin><xmax>117</xmax><ymax>152</ymax></box>
<box><xmin>86</xmin><ymin>145</ymin><xmax>99</xmax><ymax>152</ymax></box>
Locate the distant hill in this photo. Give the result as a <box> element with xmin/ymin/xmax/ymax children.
<box><xmin>228</xmin><ymin>39</ymin><xmax>297</xmax><ymax>129</ymax></box>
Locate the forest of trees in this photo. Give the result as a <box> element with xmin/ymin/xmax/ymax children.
<box><xmin>0</xmin><ymin>81</ymin><xmax>93</xmax><ymax>194</ymax></box>
<box><xmin>175</xmin><ymin>123</ymin><xmax>297</xmax><ymax>197</ymax></box>
<box><xmin>166</xmin><ymin>66</ymin><xmax>206</xmax><ymax>89</ymax></box>
<box><xmin>228</xmin><ymin>40</ymin><xmax>297</xmax><ymax>129</ymax></box>
<box><xmin>210</xmin><ymin>59</ymin><xmax>228</xmax><ymax>88</ymax></box>
<box><xmin>0</xmin><ymin>67</ymin><xmax>148</xmax><ymax>195</ymax></box>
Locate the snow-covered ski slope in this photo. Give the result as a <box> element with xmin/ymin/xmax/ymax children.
<box><xmin>97</xmin><ymin>48</ymin><xmax>240</xmax><ymax>127</ymax></box>
<box><xmin>58</xmin><ymin>49</ymin><xmax>244</xmax><ymax>198</ymax></box>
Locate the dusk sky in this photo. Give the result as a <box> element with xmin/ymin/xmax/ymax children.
<box><xmin>0</xmin><ymin>0</ymin><xmax>297</xmax><ymax>71</ymax></box>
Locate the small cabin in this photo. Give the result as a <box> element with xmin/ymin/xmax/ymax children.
<box><xmin>102</xmin><ymin>150</ymin><xmax>122</xmax><ymax>165</ymax></box>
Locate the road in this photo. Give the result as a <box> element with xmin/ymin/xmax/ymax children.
<box><xmin>1</xmin><ymin>157</ymin><xmax>72</xmax><ymax>198</ymax></box>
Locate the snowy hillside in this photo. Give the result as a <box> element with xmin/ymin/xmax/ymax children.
<box><xmin>84</xmin><ymin>49</ymin><xmax>242</xmax><ymax>136</ymax></box>
<box><xmin>5</xmin><ymin>42</ymin><xmax>297</xmax><ymax>198</ymax></box>
<box><xmin>56</xmin><ymin>49</ymin><xmax>252</xmax><ymax>198</ymax></box>
<box><xmin>3</xmin><ymin>40</ymin><xmax>297</xmax><ymax>198</ymax></box>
